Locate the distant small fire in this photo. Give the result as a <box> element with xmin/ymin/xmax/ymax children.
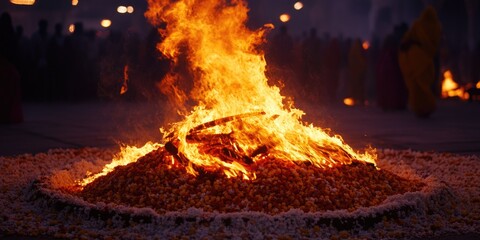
<box><xmin>441</xmin><ymin>70</ymin><xmax>470</xmax><ymax>100</ymax></box>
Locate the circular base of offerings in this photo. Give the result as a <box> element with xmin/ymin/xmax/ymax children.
<box><xmin>27</xmin><ymin>147</ymin><xmax>453</xmax><ymax>236</ymax></box>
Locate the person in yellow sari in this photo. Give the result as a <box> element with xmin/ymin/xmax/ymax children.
<box><xmin>398</xmin><ymin>6</ymin><xmax>442</xmax><ymax>118</ymax></box>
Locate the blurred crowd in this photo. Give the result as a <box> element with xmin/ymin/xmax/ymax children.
<box><xmin>266</xmin><ymin>6</ymin><xmax>480</xmax><ymax>118</ymax></box>
<box><xmin>1</xmin><ymin>5</ymin><xmax>480</xmax><ymax>124</ymax></box>
<box><xmin>0</xmin><ymin>12</ymin><xmax>169</xmax><ymax>123</ymax></box>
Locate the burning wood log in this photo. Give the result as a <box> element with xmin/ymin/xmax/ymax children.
<box><xmin>187</xmin><ymin>111</ymin><xmax>266</xmax><ymax>135</ymax></box>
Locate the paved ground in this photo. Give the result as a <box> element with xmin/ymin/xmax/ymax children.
<box><xmin>1</xmin><ymin>99</ymin><xmax>479</xmax><ymax>157</ymax></box>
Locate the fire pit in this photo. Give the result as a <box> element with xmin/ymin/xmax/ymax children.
<box><xmin>24</xmin><ymin>148</ymin><xmax>457</xmax><ymax>239</ymax></box>
<box><xmin>3</xmin><ymin>0</ymin><xmax>478</xmax><ymax>239</ymax></box>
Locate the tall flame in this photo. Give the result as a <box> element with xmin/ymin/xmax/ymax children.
<box><xmin>144</xmin><ymin>0</ymin><xmax>375</xmax><ymax>179</ymax></box>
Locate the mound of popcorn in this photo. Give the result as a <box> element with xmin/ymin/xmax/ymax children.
<box><xmin>1</xmin><ymin>147</ymin><xmax>478</xmax><ymax>239</ymax></box>
<box><xmin>77</xmin><ymin>148</ymin><xmax>423</xmax><ymax>214</ymax></box>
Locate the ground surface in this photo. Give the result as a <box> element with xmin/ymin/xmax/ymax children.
<box><xmin>1</xmin><ymin>99</ymin><xmax>479</xmax><ymax>156</ymax></box>
<box><xmin>0</xmin><ymin>99</ymin><xmax>479</xmax><ymax>239</ymax></box>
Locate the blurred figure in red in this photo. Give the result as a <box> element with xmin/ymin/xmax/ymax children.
<box><xmin>322</xmin><ymin>37</ymin><xmax>341</xmax><ymax>103</ymax></box>
<box><xmin>376</xmin><ymin>23</ymin><xmax>409</xmax><ymax>111</ymax></box>
<box><xmin>0</xmin><ymin>12</ymin><xmax>23</xmax><ymax>123</ymax></box>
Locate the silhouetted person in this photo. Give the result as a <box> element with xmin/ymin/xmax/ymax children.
<box><xmin>47</xmin><ymin>23</ymin><xmax>66</xmax><ymax>100</ymax></box>
<box><xmin>347</xmin><ymin>39</ymin><xmax>367</xmax><ymax>105</ymax></box>
<box><xmin>31</xmin><ymin>19</ymin><xmax>50</xmax><ymax>101</ymax></box>
<box><xmin>269</xmin><ymin>25</ymin><xmax>294</xmax><ymax>68</ymax></box>
<box><xmin>0</xmin><ymin>12</ymin><xmax>17</xmax><ymax>63</ymax></box>
<box><xmin>322</xmin><ymin>37</ymin><xmax>341</xmax><ymax>103</ymax></box>
<box><xmin>301</xmin><ymin>28</ymin><xmax>323</xmax><ymax>103</ymax></box>
<box><xmin>15</xmin><ymin>25</ymin><xmax>34</xmax><ymax>101</ymax></box>
<box><xmin>0</xmin><ymin>12</ymin><xmax>23</xmax><ymax>123</ymax></box>
<box><xmin>399</xmin><ymin>6</ymin><xmax>442</xmax><ymax>118</ymax></box>
<box><xmin>139</xmin><ymin>27</ymin><xmax>170</xmax><ymax>100</ymax></box>
<box><xmin>376</xmin><ymin>23</ymin><xmax>408</xmax><ymax>111</ymax></box>
<box><xmin>472</xmin><ymin>41</ymin><xmax>480</xmax><ymax>87</ymax></box>
<box><xmin>266</xmin><ymin>25</ymin><xmax>297</xmax><ymax>100</ymax></box>
<box><xmin>64</xmin><ymin>22</ymin><xmax>89</xmax><ymax>100</ymax></box>
<box><xmin>98</xmin><ymin>31</ymin><xmax>127</xmax><ymax>99</ymax></box>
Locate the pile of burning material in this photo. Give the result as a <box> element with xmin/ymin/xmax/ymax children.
<box><xmin>3</xmin><ymin>148</ymin><xmax>476</xmax><ymax>239</ymax></box>
<box><xmin>26</xmin><ymin>148</ymin><xmax>452</xmax><ymax>237</ymax></box>
<box><xmin>26</xmin><ymin>0</ymin><xmax>433</xmax><ymax>229</ymax></box>
<box><xmin>29</xmin><ymin>113</ymin><xmax>427</xmax><ymax>227</ymax></box>
<box><xmin>10</xmin><ymin>0</ymin><xmax>477</xmax><ymax>238</ymax></box>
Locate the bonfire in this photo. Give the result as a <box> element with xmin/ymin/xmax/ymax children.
<box><xmin>2</xmin><ymin>1</ymin><xmax>478</xmax><ymax>239</ymax></box>
<box><xmin>55</xmin><ymin>0</ymin><xmax>425</xmax><ymax>215</ymax></box>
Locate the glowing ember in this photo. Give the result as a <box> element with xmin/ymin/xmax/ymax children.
<box><xmin>441</xmin><ymin>70</ymin><xmax>468</xmax><ymax>100</ymax></box>
<box><xmin>78</xmin><ymin>0</ymin><xmax>376</xmax><ymax>186</ymax></box>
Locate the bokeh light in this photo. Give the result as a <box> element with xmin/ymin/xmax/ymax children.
<box><xmin>117</xmin><ymin>6</ymin><xmax>127</xmax><ymax>14</ymax></box>
<box><xmin>127</xmin><ymin>6</ymin><xmax>134</xmax><ymax>13</ymax></box>
<box><xmin>68</xmin><ymin>24</ymin><xmax>75</xmax><ymax>33</ymax></box>
<box><xmin>100</xmin><ymin>19</ymin><xmax>112</xmax><ymax>28</ymax></box>
<box><xmin>10</xmin><ymin>0</ymin><xmax>35</xmax><ymax>5</ymax></box>
<box><xmin>362</xmin><ymin>40</ymin><xmax>370</xmax><ymax>50</ymax></box>
<box><xmin>71</xmin><ymin>0</ymin><xmax>78</xmax><ymax>6</ymax></box>
<box><xmin>343</xmin><ymin>98</ymin><xmax>355</xmax><ymax>106</ymax></box>
<box><xmin>279</xmin><ymin>14</ymin><xmax>291</xmax><ymax>23</ymax></box>
<box><xmin>294</xmin><ymin>2</ymin><xmax>304</xmax><ymax>10</ymax></box>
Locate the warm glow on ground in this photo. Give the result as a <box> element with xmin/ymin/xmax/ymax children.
<box><xmin>279</xmin><ymin>13</ymin><xmax>291</xmax><ymax>22</ymax></box>
<box><xmin>294</xmin><ymin>2</ymin><xmax>304</xmax><ymax>10</ymax></box>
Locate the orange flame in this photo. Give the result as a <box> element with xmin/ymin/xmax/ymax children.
<box><xmin>441</xmin><ymin>70</ymin><xmax>468</xmax><ymax>100</ymax></box>
<box><xmin>74</xmin><ymin>0</ymin><xmax>377</xmax><ymax>186</ymax></box>
<box><xmin>78</xmin><ymin>142</ymin><xmax>161</xmax><ymax>187</ymax></box>
<box><xmin>141</xmin><ymin>0</ymin><xmax>376</xmax><ymax>179</ymax></box>
<box><xmin>120</xmin><ymin>65</ymin><xmax>129</xmax><ymax>95</ymax></box>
